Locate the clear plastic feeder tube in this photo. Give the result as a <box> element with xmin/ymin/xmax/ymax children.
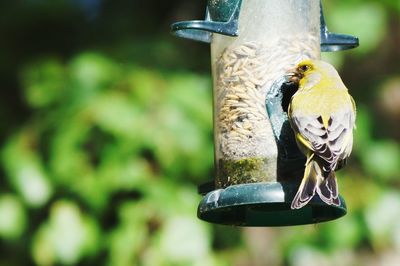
<box><xmin>212</xmin><ymin>0</ymin><xmax>321</xmax><ymax>187</ymax></box>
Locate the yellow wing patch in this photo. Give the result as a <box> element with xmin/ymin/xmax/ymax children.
<box><xmin>296</xmin><ymin>132</ymin><xmax>313</xmax><ymax>151</ymax></box>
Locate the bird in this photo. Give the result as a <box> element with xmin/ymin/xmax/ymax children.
<box><xmin>287</xmin><ymin>59</ymin><xmax>356</xmax><ymax>209</ymax></box>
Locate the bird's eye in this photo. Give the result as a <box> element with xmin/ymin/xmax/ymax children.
<box><xmin>300</xmin><ymin>65</ymin><xmax>310</xmax><ymax>72</ymax></box>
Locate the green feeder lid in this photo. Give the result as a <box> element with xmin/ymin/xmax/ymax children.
<box><xmin>198</xmin><ymin>182</ymin><xmax>346</xmax><ymax>226</ymax></box>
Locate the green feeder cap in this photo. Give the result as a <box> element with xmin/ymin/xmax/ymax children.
<box><xmin>198</xmin><ymin>182</ymin><xmax>347</xmax><ymax>226</ymax></box>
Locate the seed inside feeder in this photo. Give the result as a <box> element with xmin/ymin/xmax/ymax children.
<box><xmin>214</xmin><ymin>35</ymin><xmax>319</xmax><ymax>187</ymax></box>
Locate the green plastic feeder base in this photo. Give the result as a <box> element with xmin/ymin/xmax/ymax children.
<box><xmin>198</xmin><ymin>182</ymin><xmax>346</xmax><ymax>226</ymax></box>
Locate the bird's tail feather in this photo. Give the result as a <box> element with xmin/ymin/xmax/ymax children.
<box><xmin>291</xmin><ymin>159</ymin><xmax>319</xmax><ymax>209</ymax></box>
<box><xmin>317</xmin><ymin>171</ymin><xmax>340</xmax><ymax>206</ymax></box>
<box><xmin>291</xmin><ymin>159</ymin><xmax>341</xmax><ymax>209</ymax></box>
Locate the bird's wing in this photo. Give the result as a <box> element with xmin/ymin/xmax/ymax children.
<box><xmin>289</xmin><ymin>105</ymin><xmax>355</xmax><ymax>171</ymax></box>
<box><xmin>328</xmin><ymin>106</ymin><xmax>355</xmax><ymax>160</ymax></box>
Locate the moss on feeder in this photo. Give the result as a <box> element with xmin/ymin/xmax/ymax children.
<box><xmin>216</xmin><ymin>157</ymin><xmax>272</xmax><ymax>188</ymax></box>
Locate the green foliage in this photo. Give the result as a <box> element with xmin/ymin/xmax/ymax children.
<box><xmin>2</xmin><ymin>52</ymin><xmax>215</xmax><ymax>265</ymax></box>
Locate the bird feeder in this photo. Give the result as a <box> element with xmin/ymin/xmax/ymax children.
<box><xmin>171</xmin><ymin>0</ymin><xmax>358</xmax><ymax>226</ymax></box>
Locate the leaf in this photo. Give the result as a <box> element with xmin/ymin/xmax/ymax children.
<box><xmin>32</xmin><ymin>200</ymin><xmax>100</xmax><ymax>265</ymax></box>
<box><xmin>0</xmin><ymin>195</ymin><xmax>27</xmax><ymax>239</ymax></box>
<box><xmin>68</xmin><ymin>53</ymin><xmax>120</xmax><ymax>97</ymax></box>
<box><xmin>20</xmin><ymin>58</ymin><xmax>66</xmax><ymax>108</ymax></box>
<box><xmin>2</xmin><ymin>130</ymin><xmax>53</xmax><ymax>208</ymax></box>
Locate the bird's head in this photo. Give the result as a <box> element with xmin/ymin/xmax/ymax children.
<box><xmin>287</xmin><ymin>59</ymin><xmax>340</xmax><ymax>88</ymax></box>
<box><xmin>287</xmin><ymin>60</ymin><xmax>315</xmax><ymax>83</ymax></box>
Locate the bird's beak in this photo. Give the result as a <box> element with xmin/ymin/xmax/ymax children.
<box><xmin>286</xmin><ymin>67</ymin><xmax>302</xmax><ymax>83</ymax></box>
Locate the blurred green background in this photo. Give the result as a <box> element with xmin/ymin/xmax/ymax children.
<box><xmin>1</xmin><ymin>0</ymin><xmax>400</xmax><ymax>265</ymax></box>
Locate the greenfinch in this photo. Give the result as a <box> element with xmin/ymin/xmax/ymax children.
<box><xmin>287</xmin><ymin>59</ymin><xmax>356</xmax><ymax>209</ymax></box>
